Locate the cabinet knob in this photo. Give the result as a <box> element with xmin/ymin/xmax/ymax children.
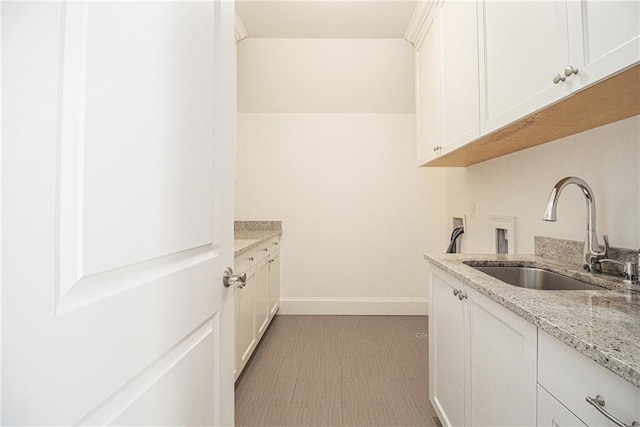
<box><xmin>458</xmin><ymin>292</ymin><xmax>468</xmax><ymax>301</ymax></box>
<box><xmin>433</xmin><ymin>145</ymin><xmax>442</xmax><ymax>152</ymax></box>
<box><xmin>262</xmin><ymin>248</ymin><xmax>268</xmax><ymax>252</ymax></box>
<box><xmin>553</xmin><ymin>73</ymin><xmax>566</xmax><ymax>84</ymax></box>
<box><xmin>248</xmin><ymin>257</ymin><xmax>254</xmax><ymax>261</ymax></box>
<box><xmin>564</xmin><ymin>65</ymin><xmax>579</xmax><ymax>77</ymax></box>
<box><xmin>453</xmin><ymin>289</ymin><xmax>460</xmax><ymax>296</ymax></box>
<box><xmin>273</xmin><ymin>242</ymin><xmax>279</xmax><ymax>246</ymax></box>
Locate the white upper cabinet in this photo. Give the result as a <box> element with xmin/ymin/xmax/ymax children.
<box><xmin>440</xmin><ymin>0</ymin><xmax>480</xmax><ymax>152</ymax></box>
<box><xmin>478</xmin><ymin>0</ymin><xmax>573</xmax><ymax>134</ymax></box>
<box><xmin>416</xmin><ymin>7</ymin><xmax>442</xmax><ymax>165</ymax></box>
<box><xmin>567</xmin><ymin>0</ymin><xmax>640</xmax><ymax>90</ymax></box>
<box><xmin>415</xmin><ymin>0</ymin><xmax>640</xmax><ymax>166</ymax></box>
<box><xmin>416</xmin><ymin>0</ymin><xmax>480</xmax><ymax>166</ymax></box>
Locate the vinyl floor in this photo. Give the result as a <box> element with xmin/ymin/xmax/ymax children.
<box><xmin>235</xmin><ymin>315</ymin><xmax>441</xmax><ymax>427</ymax></box>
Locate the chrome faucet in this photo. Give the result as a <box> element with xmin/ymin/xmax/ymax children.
<box><xmin>543</xmin><ymin>177</ymin><xmax>608</xmax><ymax>272</ymax></box>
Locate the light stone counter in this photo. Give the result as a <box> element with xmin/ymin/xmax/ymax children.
<box><xmin>424</xmin><ymin>252</ymin><xmax>640</xmax><ymax>389</ymax></box>
<box><xmin>234</xmin><ymin>221</ymin><xmax>282</xmax><ymax>256</ymax></box>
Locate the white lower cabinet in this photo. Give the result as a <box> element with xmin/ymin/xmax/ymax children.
<box><xmin>235</xmin><ymin>261</ymin><xmax>257</xmax><ymax>379</ymax></box>
<box><xmin>429</xmin><ymin>263</ymin><xmax>640</xmax><ymax>427</ymax></box>
<box><xmin>430</xmin><ymin>271</ymin><xmax>467</xmax><ymax>427</ymax></box>
<box><xmin>429</xmin><ymin>267</ymin><xmax>537</xmax><ymax>427</ymax></box>
<box><xmin>256</xmin><ymin>259</ymin><xmax>269</xmax><ymax>336</ymax></box>
<box><xmin>234</xmin><ymin>237</ymin><xmax>281</xmax><ymax>380</ymax></box>
<box><xmin>538</xmin><ymin>330</ymin><xmax>640</xmax><ymax>427</ymax></box>
<box><xmin>268</xmin><ymin>250</ymin><xmax>280</xmax><ymax>316</ymax></box>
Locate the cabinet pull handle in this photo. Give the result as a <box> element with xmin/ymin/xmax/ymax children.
<box><xmin>273</xmin><ymin>242</ymin><xmax>279</xmax><ymax>246</ymax></box>
<box><xmin>585</xmin><ymin>395</ymin><xmax>639</xmax><ymax>427</ymax></box>
<box><xmin>453</xmin><ymin>289</ymin><xmax>460</xmax><ymax>296</ymax></box>
<box><xmin>262</xmin><ymin>248</ymin><xmax>268</xmax><ymax>252</ymax></box>
<box><xmin>553</xmin><ymin>73</ymin><xmax>566</xmax><ymax>84</ymax></box>
<box><xmin>248</xmin><ymin>257</ymin><xmax>254</xmax><ymax>261</ymax></box>
<box><xmin>458</xmin><ymin>291</ymin><xmax>467</xmax><ymax>301</ymax></box>
<box><xmin>564</xmin><ymin>65</ymin><xmax>579</xmax><ymax>77</ymax></box>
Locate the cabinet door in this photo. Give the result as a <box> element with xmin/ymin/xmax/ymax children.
<box><xmin>538</xmin><ymin>385</ymin><xmax>586</xmax><ymax>427</ymax></box>
<box><xmin>468</xmin><ymin>286</ymin><xmax>537</xmax><ymax>426</ymax></box>
<box><xmin>429</xmin><ymin>271</ymin><xmax>467</xmax><ymax>427</ymax></box>
<box><xmin>479</xmin><ymin>0</ymin><xmax>572</xmax><ymax>133</ymax></box>
<box><xmin>440</xmin><ymin>0</ymin><xmax>480</xmax><ymax>152</ymax></box>
<box><xmin>235</xmin><ymin>268</ymin><xmax>257</xmax><ymax>379</ymax></box>
<box><xmin>416</xmin><ymin>9</ymin><xmax>443</xmax><ymax>166</ymax></box>
<box><xmin>268</xmin><ymin>251</ymin><xmax>280</xmax><ymax>316</ymax></box>
<box><xmin>567</xmin><ymin>0</ymin><xmax>640</xmax><ymax>90</ymax></box>
<box><xmin>256</xmin><ymin>259</ymin><xmax>269</xmax><ymax>337</ymax></box>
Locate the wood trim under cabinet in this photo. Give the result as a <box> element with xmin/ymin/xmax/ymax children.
<box><xmin>422</xmin><ymin>63</ymin><xmax>640</xmax><ymax>167</ymax></box>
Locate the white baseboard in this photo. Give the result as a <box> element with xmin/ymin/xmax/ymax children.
<box><xmin>278</xmin><ymin>297</ymin><xmax>429</xmax><ymax>316</ymax></box>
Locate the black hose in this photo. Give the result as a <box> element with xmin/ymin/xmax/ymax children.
<box><xmin>446</xmin><ymin>226</ymin><xmax>465</xmax><ymax>253</ymax></box>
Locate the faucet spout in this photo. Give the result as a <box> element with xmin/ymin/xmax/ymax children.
<box><xmin>542</xmin><ymin>177</ymin><xmax>606</xmax><ymax>271</ymax></box>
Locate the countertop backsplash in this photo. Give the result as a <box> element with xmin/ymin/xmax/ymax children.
<box><xmin>535</xmin><ymin>236</ymin><xmax>639</xmax><ymax>275</ymax></box>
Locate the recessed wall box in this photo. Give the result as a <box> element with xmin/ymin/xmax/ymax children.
<box><xmin>489</xmin><ymin>215</ymin><xmax>517</xmax><ymax>254</ymax></box>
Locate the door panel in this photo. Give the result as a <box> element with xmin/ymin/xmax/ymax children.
<box><xmin>479</xmin><ymin>0</ymin><xmax>571</xmax><ymax>133</ymax></box>
<box><xmin>2</xmin><ymin>2</ymin><xmax>235</xmax><ymax>425</ymax></box>
<box><xmin>567</xmin><ymin>0</ymin><xmax>640</xmax><ymax>90</ymax></box>
<box><xmin>430</xmin><ymin>272</ymin><xmax>466</xmax><ymax>427</ymax></box>
<box><xmin>468</xmin><ymin>287</ymin><xmax>537</xmax><ymax>426</ymax></box>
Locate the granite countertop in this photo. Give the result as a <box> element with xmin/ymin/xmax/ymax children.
<box><xmin>424</xmin><ymin>253</ymin><xmax>640</xmax><ymax>389</ymax></box>
<box><xmin>234</xmin><ymin>221</ymin><xmax>282</xmax><ymax>256</ymax></box>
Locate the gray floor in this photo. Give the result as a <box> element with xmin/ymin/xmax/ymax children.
<box><xmin>235</xmin><ymin>315</ymin><xmax>441</xmax><ymax>426</ymax></box>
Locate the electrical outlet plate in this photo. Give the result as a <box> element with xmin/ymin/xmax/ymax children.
<box><xmin>488</xmin><ymin>215</ymin><xmax>517</xmax><ymax>254</ymax></box>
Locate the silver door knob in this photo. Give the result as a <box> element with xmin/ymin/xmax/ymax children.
<box><xmin>223</xmin><ymin>267</ymin><xmax>246</xmax><ymax>288</ymax></box>
<box><xmin>564</xmin><ymin>65</ymin><xmax>579</xmax><ymax>77</ymax></box>
<box><xmin>553</xmin><ymin>73</ymin><xmax>566</xmax><ymax>84</ymax></box>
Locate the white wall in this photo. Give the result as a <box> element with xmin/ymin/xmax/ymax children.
<box><xmin>237</xmin><ymin>39</ymin><xmax>414</xmax><ymax>113</ymax></box>
<box><xmin>235</xmin><ymin>39</ymin><xmax>442</xmax><ymax>314</ymax></box>
<box><xmin>440</xmin><ymin>116</ymin><xmax>640</xmax><ymax>255</ymax></box>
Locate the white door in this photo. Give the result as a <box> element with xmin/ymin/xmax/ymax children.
<box><xmin>2</xmin><ymin>1</ymin><xmax>236</xmax><ymax>425</ymax></box>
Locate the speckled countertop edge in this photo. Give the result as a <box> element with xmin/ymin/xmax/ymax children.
<box><xmin>234</xmin><ymin>221</ymin><xmax>282</xmax><ymax>257</ymax></box>
<box><xmin>424</xmin><ymin>253</ymin><xmax>640</xmax><ymax>389</ymax></box>
<box><xmin>234</xmin><ymin>230</ymin><xmax>281</xmax><ymax>256</ymax></box>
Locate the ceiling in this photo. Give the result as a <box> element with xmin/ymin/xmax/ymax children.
<box><xmin>235</xmin><ymin>0</ymin><xmax>419</xmax><ymax>39</ymax></box>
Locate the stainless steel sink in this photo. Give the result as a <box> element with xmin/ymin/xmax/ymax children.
<box><xmin>471</xmin><ymin>266</ymin><xmax>602</xmax><ymax>291</ymax></box>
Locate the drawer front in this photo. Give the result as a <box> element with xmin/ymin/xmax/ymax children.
<box><xmin>537</xmin><ymin>385</ymin><xmax>585</xmax><ymax>427</ymax></box>
<box><xmin>538</xmin><ymin>330</ymin><xmax>640</xmax><ymax>426</ymax></box>
<box><xmin>235</xmin><ymin>247</ymin><xmax>258</xmax><ymax>274</ymax></box>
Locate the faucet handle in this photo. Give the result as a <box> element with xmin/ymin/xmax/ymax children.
<box><xmin>623</xmin><ymin>261</ymin><xmax>638</xmax><ymax>283</ymax></box>
<box><xmin>601</xmin><ymin>234</ymin><xmax>610</xmax><ymax>257</ymax></box>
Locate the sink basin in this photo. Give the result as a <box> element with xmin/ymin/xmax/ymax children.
<box><xmin>471</xmin><ymin>266</ymin><xmax>602</xmax><ymax>291</ymax></box>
